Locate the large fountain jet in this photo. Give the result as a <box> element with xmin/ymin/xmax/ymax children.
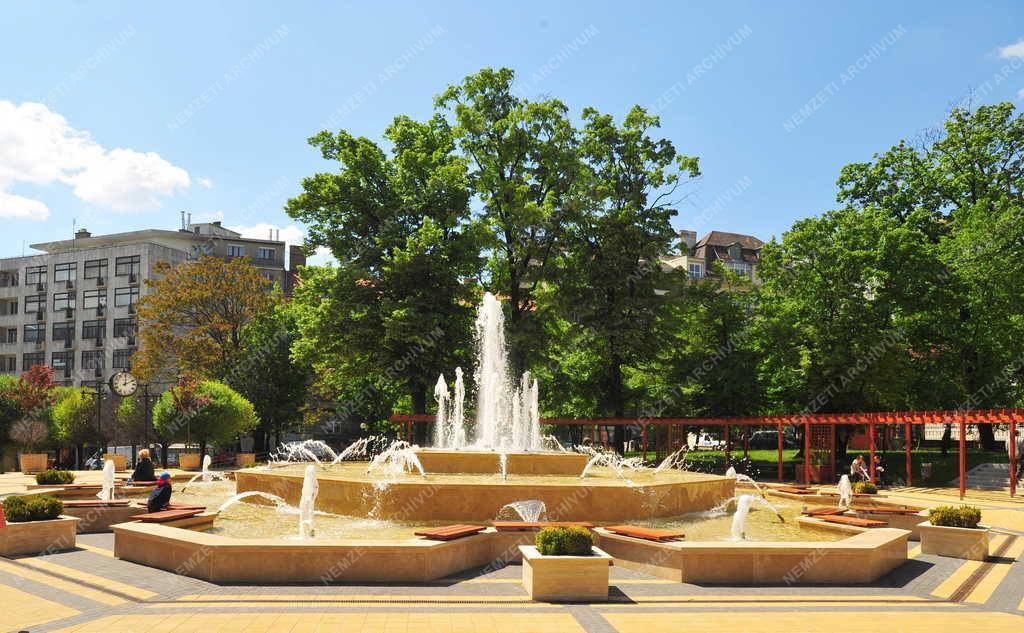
<box><xmin>433</xmin><ymin>292</ymin><xmax>542</xmax><ymax>452</ymax></box>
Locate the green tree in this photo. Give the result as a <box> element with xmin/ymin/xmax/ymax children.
<box><xmin>0</xmin><ymin>375</ymin><xmax>21</xmax><ymax>444</ymax></box>
<box><xmin>51</xmin><ymin>388</ymin><xmax>97</xmax><ymax>467</ymax></box>
<box><xmin>556</xmin><ymin>105</ymin><xmax>699</xmax><ymax>451</ymax></box>
<box><xmin>287</xmin><ymin>114</ymin><xmax>480</xmax><ymax>441</ymax></box>
<box><xmin>152</xmin><ymin>380</ymin><xmax>258</xmax><ymax>455</ymax></box>
<box><xmin>437</xmin><ymin>67</ymin><xmax>580</xmax><ymax>374</ymax></box>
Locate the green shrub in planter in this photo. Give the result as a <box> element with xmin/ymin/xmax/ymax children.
<box><xmin>2</xmin><ymin>496</ymin><xmax>31</xmax><ymax>522</ymax></box>
<box><xmin>535</xmin><ymin>526</ymin><xmax>593</xmax><ymax>556</ymax></box>
<box><xmin>854</xmin><ymin>481</ymin><xmax>878</xmax><ymax>494</ymax></box>
<box><xmin>35</xmin><ymin>469</ymin><xmax>75</xmax><ymax>485</ymax></box>
<box><xmin>27</xmin><ymin>496</ymin><xmax>64</xmax><ymax>521</ymax></box>
<box><xmin>928</xmin><ymin>505</ymin><xmax>982</xmax><ymax>528</ymax></box>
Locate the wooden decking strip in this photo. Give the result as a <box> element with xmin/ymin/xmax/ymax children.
<box><xmin>948</xmin><ymin>535</ymin><xmax>1018</xmax><ymax>603</ymax></box>
<box><xmin>817</xmin><ymin>515</ymin><xmax>888</xmax><ymax>528</ymax></box>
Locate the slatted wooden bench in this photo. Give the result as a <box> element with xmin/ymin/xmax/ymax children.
<box><xmin>491</xmin><ymin>521</ymin><xmax>596</xmax><ymax>532</ymax></box>
<box><xmin>133</xmin><ymin>509</ymin><xmax>204</xmax><ymax>523</ymax></box>
<box><xmin>821</xmin><ymin>491</ymin><xmax>876</xmax><ymax>498</ymax></box>
<box><xmin>119</xmin><ymin>480</ymin><xmax>160</xmax><ymax>486</ymax></box>
<box><xmin>817</xmin><ymin>515</ymin><xmax>888</xmax><ymax>528</ymax></box>
<box><xmin>61</xmin><ymin>499</ymin><xmax>132</xmax><ymax>508</ymax></box>
<box><xmin>604</xmin><ymin>525</ymin><xmax>685</xmax><ymax>542</ymax></box>
<box><xmin>801</xmin><ymin>507</ymin><xmax>848</xmax><ymax>517</ymax></box>
<box><xmin>165</xmin><ymin>503</ymin><xmax>208</xmax><ymax>511</ymax></box>
<box><xmin>851</xmin><ymin>506</ymin><xmax>921</xmax><ymax>515</ymax></box>
<box><xmin>773</xmin><ymin>486</ymin><xmax>817</xmax><ymax>494</ymax></box>
<box><xmin>27</xmin><ymin>484</ymin><xmax>102</xmax><ymax>491</ymax></box>
<box><xmin>413</xmin><ymin>524</ymin><xmax>487</xmax><ymax>541</ymax></box>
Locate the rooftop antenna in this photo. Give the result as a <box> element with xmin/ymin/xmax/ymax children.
<box><xmin>73</xmin><ymin>218</ymin><xmax>77</xmax><ymax>238</ymax></box>
<box><xmin>180</xmin><ymin>210</ymin><xmax>186</xmax><ymax>230</ymax></box>
<box><xmin>187</xmin><ymin>212</ymin><xmax>192</xmax><ymax>229</ymax></box>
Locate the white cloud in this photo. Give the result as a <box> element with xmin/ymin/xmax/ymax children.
<box><xmin>999</xmin><ymin>40</ymin><xmax>1024</xmax><ymax>58</ymax></box>
<box><xmin>1019</xmin><ymin>88</ymin><xmax>1024</xmax><ymax>99</ymax></box>
<box><xmin>0</xmin><ymin>190</ymin><xmax>50</xmax><ymax>220</ymax></box>
<box><xmin>226</xmin><ymin>222</ymin><xmax>337</xmax><ymax>266</ymax></box>
<box><xmin>0</xmin><ymin>100</ymin><xmax>190</xmax><ymax>218</ymax></box>
<box><xmin>197</xmin><ymin>177</ymin><xmax>213</xmax><ymax>188</ymax></box>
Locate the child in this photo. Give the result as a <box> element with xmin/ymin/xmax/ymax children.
<box><xmin>147</xmin><ymin>472</ymin><xmax>173</xmax><ymax>512</ymax></box>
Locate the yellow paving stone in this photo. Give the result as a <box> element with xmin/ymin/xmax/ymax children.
<box><xmin>0</xmin><ymin>583</ymin><xmax>80</xmax><ymax>631</ymax></box>
<box><xmin>604</xmin><ymin>610</ymin><xmax>1024</xmax><ymax>633</ymax></box>
<box><xmin>76</xmin><ymin>541</ymin><xmax>116</xmax><ymax>557</ymax></box>
<box><xmin>961</xmin><ymin>536</ymin><xmax>1024</xmax><ymax>604</ymax></box>
<box><xmin>908</xmin><ymin>544</ymin><xmax>922</xmax><ymax>558</ymax></box>
<box><xmin>931</xmin><ymin>559</ymin><xmax>984</xmax><ymax>599</ymax></box>
<box><xmin>174</xmin><ymin>593</ymin><xmax>539</xmax><ymax>603</ymax></box>
<box><xmin>16</xmin><ymin>556</ymin><xmax>158</xmax><ymax>599</ymax></box>
<box><xmin>0</xmin><ymin>558</ymin><xmax>125</xmax><ymax>605</ymax></box>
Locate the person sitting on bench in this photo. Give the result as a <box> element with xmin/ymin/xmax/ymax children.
<box><xmin>127</xmin><ymin>448</ymin><xmax>155</xmax><ymax>484</ymax></box>
<box><xmin>147</xmin><ymin>472</ymin><xmax>173</xmax><ymax>512</ymax></box>
<box><xmin>850</xmin><ymin>455</ymin><xmax>869</xmax><ymax>482</ymax></box>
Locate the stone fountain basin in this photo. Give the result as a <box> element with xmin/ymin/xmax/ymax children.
<box><xmin>234</xmin><ymin>465</ymin><xmax>735</xmax><ymax>522</ymax></box>
<box><xmin>413</xmin><ymin>450</ymin><xmax>587</xmax><ymax>476</ymax></box>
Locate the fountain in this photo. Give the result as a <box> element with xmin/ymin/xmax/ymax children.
<box><xmin>298</xmin><ymin>465</ymin><xmax>318</xmax><ymax>539</ymax></box>
<box><xmin>731</xmin><ymin>494</ymin><xmax>755</xmax><ymax>540</ymax></box>
<box><xmin>181</xmin><ymin>454</ymin><xmax>228</xmax><ymax>491</ymax></box>
<box><xmin>96</xmin><ymin>459</ymin><xmax>115</xmax><ymax>501</ymax></box>
<box><xmin>496</xmin><ymin>500</ymin><xmax>547</xmax><ymax>522</ymax></box>
<box><xmin>838</xmin><ymin>474</ymin><xmax>853</xmax><ymax>508</ymax></box>
<box><xmin>366</xmin><ymin>441</ymin><xmax>426</xmax><ymax>477</ymax></box>
<box><xmin>269</xmin><ymin>439</ymin><xmax>338</xmax><ymax>465</ymax></box>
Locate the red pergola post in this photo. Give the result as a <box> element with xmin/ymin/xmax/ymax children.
<box><xmin>905</xmin><ymin>420</ymin><xmax>912</xmax><ymax>486</ymax></box>
<box><xmin>868</xmin><ymin>418</ymin><xmax>876</xmax><ymax>484</ymax></box>
<box><xmin>725</xmin><ymin>425</ymin><xmax>732</xmax><ymax>468</ymax></box>
<box><xmin>777</xmin><ymin>420</ymin><xmax>784</xmax><ymax>482</ymax></box>
<box><xmin>829</xmin><ymin>424</ymin><xmax>836</xmax><ymax>483</ymax></box>
<box><xmin>1009</xmin><ymin>419</ymin><xmax>1017</xmax><ymax>498</ymax></box>
<box><xmin>641</xmin><ymin>424</ymin><xmax>649</xmax><ymax>458</ymax></box>
<box><xmin>803</xmin><ymin>417</ymin><xmax>811</xmax><ymax>485</ymax></box>
<box><xmin>959</xmin><ymin>419</ymin><xmax>967</xmax><ymax>500</ymax></box>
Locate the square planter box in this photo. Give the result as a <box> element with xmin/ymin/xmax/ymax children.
<box><xmin>179</xmin><ymin>453</ymin><xmax>202</xmax><ymax>470</ymax></box>
<box><xmin>20</xmin><ymin>452</ymin><xmax>49</xmax><ymax>474</ymax></box>
<box><xmin>918</xmin><ymin>521</ymin><xmax>990</xmax><ymax>560</ymax></box>
<box><xmin>103</xmin><ymin>453</ymin><xmax>128</xmax><ymax>471</ymax></box>
<box><xmin>0</xmin><ymin>515</ymin><xmax>80</xmax><ymax>556</ymax></box>
<box><xmin>519</xmin><ymin>545</ymin><xmax>612</xmax><ymax>602</ymax></box>
<box><xmin>235</xmin><ymin>453</ymin><xmax>256</xmax><ymax>467</ymax></box>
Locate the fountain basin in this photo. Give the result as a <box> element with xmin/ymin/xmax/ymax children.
<box><xmin>235</xmin><ymin>466</ymin><xmax>734</xmax><ymax>522</ymax></box>
<box><xmin>412</xmin><ymin>450</ymin><xmax>587</xmax><ymax>476</ymax></box>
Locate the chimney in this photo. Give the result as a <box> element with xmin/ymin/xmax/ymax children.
<box><xmin>679</xmin><ymin>230</ymin><xmax>697</xmax><ymax>254</ymax></box>
<box><xmin>75</xmin><ymin>228</ymin><xmax>91</xmax><ymax>239</ymax></box>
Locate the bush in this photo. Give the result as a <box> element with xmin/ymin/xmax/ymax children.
<box><xmin>853</xmin><ymin>481</ymin><xmax>878</xmax><ymax>494</ymax></box>
<box><xmin>35</xmin><ymin>469</ymin><xmax>75</xmax><ymax>485</ymax></box>
<box><xmin>535</xmin><ymin>526</ymin><xmax>593</xmax><ymax>556</ymax></box>
<box><xmin>2</xmin><ymin>495</ymin><xmax>63</xmax><ymax>522</ymax></box>
<box><xmin>929</xmin><ymin>505</ymin><xmax>982</xmax><ymax>528</ymax></box>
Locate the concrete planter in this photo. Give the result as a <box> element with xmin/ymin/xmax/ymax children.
<box><xmin>20</xmin><ymin>452</ymin><xmax>49</xmax><ymax>473</ymax></box>
<box><xmin>179</xmin><ymin>453</ymin><xmax>202</xmax><ymax>470</ymax></box>
<box><xmin>103</xmin><ymin>453</ymin><xmax>128</xmax><ymax>471</ymax></box>
<box><xmin>918</xmin><ymin>521</ymin><xmax>990</xmax><ymax>560</ymax></box>
<box><xmin>519</xmin><ymin>545</ymin><xmax>612</xmax><ymax>602</ymax></box>
<box><xmin>0</xmin><ymin>515</ymin><xmax>79</xmax><ymax>555</ymax></box>
<box><xmin>235</xmin><ymin>453</ymin><xmax>256</xmax><ymax>467</ymax></box>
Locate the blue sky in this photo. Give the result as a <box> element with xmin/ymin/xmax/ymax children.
<box><xmin>2</xmin><ymin>1</ymin><xmax>1022</xmax><ymax>262</ymax></box>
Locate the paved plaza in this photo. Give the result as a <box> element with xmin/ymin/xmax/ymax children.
<box><xmin>2</xmin><ymin>471</ymin><xmax>1023</xmax><ymax>633</ymax></box>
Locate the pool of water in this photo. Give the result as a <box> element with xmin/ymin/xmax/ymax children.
<box><xmin>167</xmin><ymin>477</ymin><xmax>843</xmax><ymax>542</ymax></box>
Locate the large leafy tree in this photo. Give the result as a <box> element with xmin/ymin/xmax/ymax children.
<box><xmin>134</xmin><ymin>256</ymin><xmax>276</xmax><ymax>381</ymax></box>
<box><xmin>437</xmin><ymin>68</ymin><xmax>580</xmax><ymax>374</ymax></box>
<box><xmin>836</xmin><ymin>103</ymin><xmax>1024</xmax><ymax>449</ymax></box>
<box><xmin>152</xmin><ymin>379</ymin><xmax>258</xmax><ymax>455</ymax></box>
<box><xmin>556</xmin><ymin>105</ymin><xmax>699</xmax><ymax>451</ymax></box>
<box><xmin>287</xmin><ymin>115</ymin><xmax>480</xmax><ymax>440</ymax></box>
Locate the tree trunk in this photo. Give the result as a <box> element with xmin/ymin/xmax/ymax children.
<box><xmin>411</xmin><ymin>385</ymin><xmax>429</xmax><ymax>446</ymax></box>
<box><xmin>977</xmin><ymin>423</ymin><xmax>997</xmax><ymax>451</ymax></box>
<box><xmin>609</xmin><ymin>357</ymin><xmax>626</xmax><ymax>454</ymax></box>
<box><xmin>941</xmin><ymin>424</ymin><xmax>952</xmax><ymax>455</ymax></box>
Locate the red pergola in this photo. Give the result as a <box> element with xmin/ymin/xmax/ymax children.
<box><xmin>391</xmin><ymin>409</ymin><xmax>1024</xmax><ymax>498</ymax></box>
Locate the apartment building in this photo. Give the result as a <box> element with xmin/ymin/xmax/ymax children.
<box><xmin>0</xmin><ymin>220</ymin><xmax>291</xmax><ymax>387</ymax></box>
<box><xmin>662</xmin><ymin>229</ymin><xmax>764</xmax><ymax>283</ymax></box>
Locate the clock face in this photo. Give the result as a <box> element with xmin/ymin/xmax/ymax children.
<box><xmin>110</xmin><ymin>371</ymin><xmax>138</xmax><ymax>396</ymax></box>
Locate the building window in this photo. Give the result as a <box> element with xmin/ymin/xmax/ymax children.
<box><xmin>0</xmin><ymin>356</ymin><xmax>15</xmax><ymax>372</ymax></box>
<box><xmin>725</xmin><ymin>261</ymin><xmax>751</xmax><ymax>277</ymax></box>
<box><xmin>83</xmin><ymin>289</ymin><xmax>107</xmax><ymax>309</ymax></box>
<box><xmin>257</xmin><ymin>247</ymin><xmax>275</xmax><ymax>261</ymax></box>
<box><xmin>114</xmin><ymin>287</ymin><xmax>138</xmax><ymax>307</ymax></box>
<box><xmin>54</xmin><ymin>262</ymin><xmax>76</xmax><ymax>283</ymax></box>
<box><xmin>24</xmin><ymin>324</ymin><xmax>45</xmax><ymax>343</ymax></box>
<box><xmin>228</xmin><ymin>245</ymin><xmax>246</xmax><ymax>257</ymax></box>
<box><xmin>25</xmin><ymin>294</ymin><xmax>45</xmax><ymax>313</ymax></box>
<box><xmin>82</xmin><ymin>350</ymin><xmax>105</xmax><ymax>374</ymax></box>
<box><xmin>52</xmin><ymin>322</ymin><xmax>75</xmax><ymax>343</ymax></box>
<box><xmin>113</xmin><ymin>348</ymin><xmax>132</xmax><ymax>370</ymax></box>
<box><xmin>82</xmin><ymin>319</ymin><xmax>106</xmax><ymax>340</ymax></box>
<box><xmin>115</xmin><ymin>255</ymin><xmax>140</xmax><ymax>278</ymax></box>
<box><xmin>4</xmin><ymin>328</ymin><xmax>16</xmax><ymax>343</ymax></box>
<box><xmin>113</xmin><ymin>318</ymin><xmax>137</xmax><ymax>338</ymax></box>
<box><xmin>25</xmin><ymin>265</ymin><xmax>47</xmax><ymax>285</ymax></box>
<box><xmin>0</xmin><ymin>299</ymin><xmax>17</xmax><ymax>316</ymax></box>
<box><xmin>22</xmin><ymin>352</ymin><xmax>44</xmax><ymax>371</ymax></box>
<box><xmin>688</xmin><ymin>263</ymin><xmax>703</xmax><ymax>279</ymax></box>
<box><xmin>54</xmin><ymin>292</ymin><xmax>76</xmax><ymax>311</ymax></box>
<box><xmin>51</xmin><ymin>351</ymin><xmax>73</xmax><ymax>377</ymax></box>
<box><xmin>84</xmin><ymin>259</ymin><xmax>108</xmax><ymax>279</ymax></box>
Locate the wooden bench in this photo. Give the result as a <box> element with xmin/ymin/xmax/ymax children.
<box><xmin>119</xmin><ymin>480</ymin><xmax>160</xmax><ymax>486</ymax></box>
<box><xmin>165</xmin><ymin>503</ymin><xmax>208</xmax><ymax>511</ymax></box>
<box><xmin>491</xmin><ymin>521</ymin><xmax>595</xmax><ymax>532</ymax></box>
<box><xmin>61</xmin><ymin>499</ymin><xmax>132</xmax><ymax>508</ymax></box>
<box><xmin>851</xmin><ymin>506</ymin><xmax>920</xmax><ymax>515</ymax></box>
<box><xmin>773</xmin><ymin>486</ymin><xmax>817</xmax><ymax>495</ymax></box>
<box><xmin>817</xmin><ymin>515</ymin><xmax>888</xmax><ymax>528</ymax></box>
<box><xmin>413</xmin><ymin>524</ymin><xmax>487</xmax><ymax>541</ymax></box>
<box><xmin>801</xmin><ymin>507</ymin><xmax>848</xmax><ymax>517</ymax></box>
<box><xmin>133</xmin><ymin>509</ymin><xmax>204</xmax><ymax>523</ymax></box>
<box><xmin>604</xmin><ymin>525</ymin><xmax>685</xmax><ymax>542</ymax></box>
